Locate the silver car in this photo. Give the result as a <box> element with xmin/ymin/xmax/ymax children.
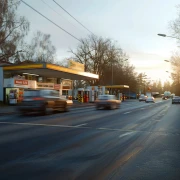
<box><xmin>145</xmin><ymin>97</ymin><xmax>155</xmax><ymax>103</ymax></box>
<box><xmin>139</xmin><ymin>95</ymin><xmax>147</xmax><ymax>102</ymax></box>
<box><xmin>172</xmin><ymin>96</ymin><xmax>180</xmax><ymax>104</ymax></box>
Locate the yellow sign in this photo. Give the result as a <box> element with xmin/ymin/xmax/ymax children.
<box><xmin>68</xmin><ymin>60</ymin><xmax>84</xmax><ymax>72</ymax></box>
<box><xmin>3</xmin><ymin>64</ymin><xmax>43</xmax><ymax>70</ymax></box>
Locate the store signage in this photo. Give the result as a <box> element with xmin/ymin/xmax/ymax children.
<box><xmin>36</xmin><ymin>83</ymin><xmax>54</xmax><ymax>89</ymax></box>
<box><xmin>62</xmin><ymin>80</ymin><xmax>72</xmax><ymax>90</ymax></box>
<box><xmin>54</xmin><ymin>84</ymin><xmax>61</xmax><ymax>90</ymax></box>
<box><xmin>14</xmin><ymin>80</ymin><xmax>28</xmax><ymax>85</ymax></box>
<box><xmin>68</xmin><ymin>60</ymin><xmax>84</xmax><ymax>72</ymax></box>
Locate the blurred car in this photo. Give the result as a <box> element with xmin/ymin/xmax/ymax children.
<box><xmin>95</xmin><ymin>95</ymin><xmax>121</xmax><ymax>110</ymax></box>
<box><xmin>18</xmin><ymin>89</ymin><xmax>73</xmax><ymax>115</ymax></box>
<box><xmin>162</xmin><ymin>96</ymin><xmax>167</xmax><ymax>100</ymax></box>
<box><xmin>145</xmin><ymin>96</ymin><xmax>155</xmax><ymax>103</ymax></box>
<box><xmin>172</xmin><ymin>96</ymin><xmax>180</xmax><ymax>104</ymax></box>
<box><xmin>139</xmin><ymin>95</ymin><xmax>147</xmax><ymax>102</ymax></box>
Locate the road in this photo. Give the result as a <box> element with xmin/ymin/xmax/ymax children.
<box><xmin>0</xmin><ymin>99</ymin><xmax>180</xmax><ymax>180</ymax></box>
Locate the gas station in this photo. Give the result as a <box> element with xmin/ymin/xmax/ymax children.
<box><xmin>0</xmin><ymin>60</ymin><xmax>131</xmax><ymax>104</ymax></box>
<box><xmin>0</xmin><ymin>61</ymin><xmax>99</xmax><ymax>104</ymax></box>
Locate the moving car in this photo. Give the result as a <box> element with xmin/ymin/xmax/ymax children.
<box><xmin>18</xmin><ymin>89</ymin><xmax>73</xmax><ymax>115</ymax></box>
<box><xmin>162</xmin><ymin>96</ymin><xmax>167</xmax><ymax>100</ymax></box>
<box><xmin>139</xmin><ymin>94</ymin><xmax>147</xmax><ymax>102</ymax></box>
<box><xmin>145</xmin><ymin>96</ymin><xmax>155</xmax><ymax>103</ymax></box>
<box><xmin>172</xmin><ymin>96</ymin><xmax>180</xmax><ymax>104</ymax></box>
<box><xmin>95</xmin><ymin>95</ymin><xmax>121</xmax><ymax>110</ymax></box>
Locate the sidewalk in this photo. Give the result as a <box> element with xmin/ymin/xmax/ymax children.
<box><xmin>0</xmin><ymin>102</ymin><xmax>95</xmax><ymax>116</ymax></box>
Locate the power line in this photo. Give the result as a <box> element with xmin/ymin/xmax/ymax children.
<box><xmin>40</xmin><ymin>0</ymin><xmax>81</xmax><ymax>30</ymax></box>
<box><xmin>53</xmin><ymin>0</ymin><xmax>95</xmax><ymax>36</ymax></box>
<box><xmin>20</xmin><ymin>0</ymin><xmax>81</xmax><ymax>42</ymax></box>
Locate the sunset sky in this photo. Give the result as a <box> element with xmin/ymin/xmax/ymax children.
<box><xmin>18</xmin><ymin>0</ymin><xmax>180</xmax><ymax>85</ymax></box>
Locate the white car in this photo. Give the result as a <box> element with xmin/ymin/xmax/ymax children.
<box><xmin>145</xmin><ymin>97</ymin><xmax>155</xmax><ymax>103</ymax></box>
<box><xmin>139</xmin><ymin>95</ymin><xmax>147</xmax><ymax>102</ymax></box>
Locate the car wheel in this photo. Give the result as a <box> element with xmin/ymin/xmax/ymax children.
<box><xmin>110</xmin><ymin>104</ymin><xmax>114</xmax><ymax>110</ymax></box>
<box><xmin>41</xmin><ymin>103</ymin><xmax>47</xmax><ymax>115</ymax></box>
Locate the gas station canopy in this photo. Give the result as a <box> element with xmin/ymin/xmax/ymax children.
<box><xmin>3</xmin><ymin>63</ymin><xmax>99</xmax><ymax>80</ymax></box>
<box><xmin>105</xmin><ymin>85</ymin><xmax>129</xmax><ymax>89</ymax></box>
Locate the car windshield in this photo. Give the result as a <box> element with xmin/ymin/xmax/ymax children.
<box><xmin>98</xmin><ymin>95</ymin><xmax>110</xmax><ymax>100</ymax></box>
<box><xmin>24</xmin><ymin>90</ymin><xmax>40</xmax><ymax>97</ymax></box>
<box><xmin>98</xmin><ymin>95</ymin><xmax>115</xmax><ymax>100</ymax></box>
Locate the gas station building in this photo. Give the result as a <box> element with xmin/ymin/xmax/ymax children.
<box><xmin>0</xmin><ymin>62</ymin><xmax>99</xmax><ymax>104</ymax></box>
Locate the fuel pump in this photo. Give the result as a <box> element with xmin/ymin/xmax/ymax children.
<box><xmin>84</xmin><ymin>89</ymin><xmax>90</xmax><ymax>103</ymax></box>
<box><xmin>77</xmin><ymin>88</ymin><xmax>84</xmax><ymax>103</ymax></box>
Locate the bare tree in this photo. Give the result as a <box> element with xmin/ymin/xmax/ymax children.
<box><xmin>170</xmin><ymin>5</ymin><xmax>180</xmax><ymax>40</ymax></box>
<box><xmin>170</xmin><ymin>52</ymin><xmax>180</xmax><ymax>85</ymax></box>
<box><xmin>20</xmin><ymin>31</ymin><xmax>56</xmax><ymax>63</ymax></box>
<box><xmin>0</xmin><ymin>0</ymin><xmax>30</xmax><ymax>62</ymax></box>
<box><xmin>69</xmin><ymin>35</ymin><xmax>131</xmax><ymax>85</ymax></box>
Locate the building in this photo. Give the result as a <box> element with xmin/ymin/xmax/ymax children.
<box><xmin>0</xmin><ymin>62</ymin><xmax>99</xmax><ymax>103</ymax></box>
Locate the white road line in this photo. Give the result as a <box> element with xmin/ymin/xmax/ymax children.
<box><xmin>140</xmin><ymin>108</ymin><xmax>145</xmax><ymax>110</ymax></box>
<box><xmin>75</xmin><ymin>123</ymin><xmax>87</xmax><ymax>127</ymax></box>
<box><xmin>124</xmin><ymin>111</ymin><xmax>131</xmax><ymax>114</ymax></box>
<box><xmin>119</xmin><ymin>132</ymin><xmax>135</xmax><ymax>138</ymax></box>
<box><xmin>0</xmin><ymin>122</ymin><xmax>89</xmax><ymax>129</ymax></box>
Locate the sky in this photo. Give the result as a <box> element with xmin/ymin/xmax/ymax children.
<box><xmin>18</xmin><ymin>0</ymin><xmax>180</xmax><ymax>85</ymax></box>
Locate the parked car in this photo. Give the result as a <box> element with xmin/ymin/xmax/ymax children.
<box><xmin>172</xmin><ymin>96</ymin><xmax>180</xmax><ymax>104</ymax></box>
<box><xmin>18</xmin><ymin>89</ymin><xmax>73</xmax><ymax>115</ymax></box>
<box><xmin>95</xmin><ymin>95</ymin><xmax>121</xmax><ymax>110</ymax></box>
<box><xmin>139</xmin><ymin>95</ymin><xmax>147</xmax><ymax>102</ymax></box>
<box><xmin>145</xmin><ymin>96</ymin><xmax>155</xmax><ymax>103</ymax></box>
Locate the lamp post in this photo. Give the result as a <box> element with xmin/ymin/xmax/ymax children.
<box><xmin>157</xmin><ymin>33</ymin><xmax>180</xmax><ymax>40</ymax></box>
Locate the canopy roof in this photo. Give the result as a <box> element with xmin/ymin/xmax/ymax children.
<box><xmin>2</xmin><ymin>63</ymin><xmax>99</xmax><ymax>80</ymax></box>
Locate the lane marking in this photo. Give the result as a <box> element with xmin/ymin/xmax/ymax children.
<box><xmin>119</xmin><ymin>132</ymin><xmax>135</xmax><ymax>138</ymax></box>
<box><xmin>0</xmin><ymin>121</ymin><xmax>89</xmax><ymax>129</ymax></box>
<box><xmin>75</xmin><ymin>123</ymin><xmax>87</xmax><ymax>127</ymax></box>
<box><xmin>140</xmin><ymin>108</ymin><xmax>145</xmax><ymax>110</ymax></box>
<box><xmin>1</xmin><ymin>122</ymin><xmax>179</xmax><ymax>136</ymax></box>
<box><xmin>127</xmin><ymin>124</ymin><xmax>139</xmax><ymax>130</ymax></box>
<box><xmin>124</xmin><ymin>111</ymin><xmax>131</xmax><ymax>114</ymax></box>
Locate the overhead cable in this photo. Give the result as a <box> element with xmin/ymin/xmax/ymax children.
<box><xmin>20</xmin><ymin>0</ymin><xmax>81</xmax><ymax>42</ymax></box>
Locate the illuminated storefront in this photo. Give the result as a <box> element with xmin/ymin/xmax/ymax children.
<box><xmin>0</xmin><ymin>62</ymin><xmax>99</xmax><ymax>104</ymax></box>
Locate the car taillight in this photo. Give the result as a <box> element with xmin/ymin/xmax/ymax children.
<box><xmin>32</xmin><ymin>97</ymin><xmax>44</xmax><ymax>100</ymax></box>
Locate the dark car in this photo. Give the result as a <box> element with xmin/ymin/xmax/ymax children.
<box><xmin>18</xmin><ymin>89</ymin><xmax>73</xmax><ymax>115</ymax></box>
<box><xmin>172</xmin><ymin>96</ymin><xmax>180</xmax><ymax>104</ymax></box>
<box><xmin>162</xmin><ymin>96</ymin><xmax>167</xmax><ymax>100</ymax></box>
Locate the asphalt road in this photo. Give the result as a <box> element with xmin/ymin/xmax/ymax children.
<box><xmin>0</xmin><ymin>99</ymin><xmax>180</xmax><ymax>180</ymax></box>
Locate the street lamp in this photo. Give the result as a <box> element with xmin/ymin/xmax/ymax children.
<box><xmin>157</xmin><ymin>33</ymin><xmax>180</xmax><ymax>40</ymax></box>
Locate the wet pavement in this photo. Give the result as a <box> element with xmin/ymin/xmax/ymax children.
<box><xmin>0</xmin><ymin>99</ymin><xmax>180</xmax><ymax>179</ymax></box>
